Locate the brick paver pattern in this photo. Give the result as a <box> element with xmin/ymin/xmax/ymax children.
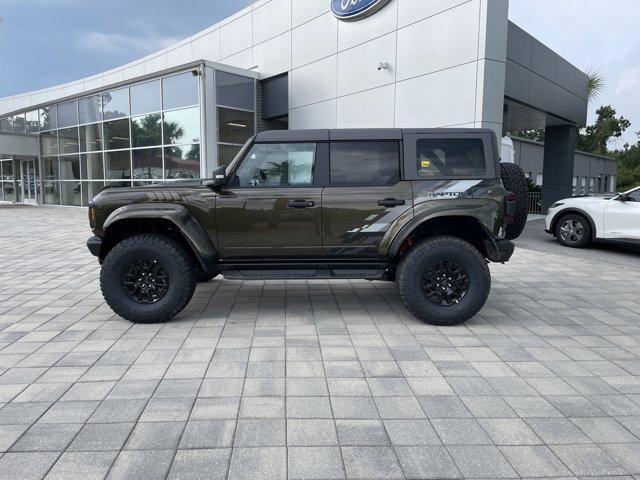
<box><xmin>1</xmin><ymin>206</ymin><xmax>640</xmax><ymax>480</ymax></box>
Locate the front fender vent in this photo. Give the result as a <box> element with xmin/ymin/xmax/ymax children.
<box><xmin>149</xmin><ymin>191</ymin><xmax>188</xmax><ymax>203</ymax></box>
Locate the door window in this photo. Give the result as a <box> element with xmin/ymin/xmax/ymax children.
<box><xmin>416</xmin><ymin>138</ymin><xmax>485</xmax><ymax>177</ymax></box>
<box><xmin>628</xmin><ymin>189</ymin><xmax>640</xmax><ymax>202</ymax></box>
<box><xmin>233</xmin><ymin>143</ymin><xmax>315</xmax><ymax>187</ymax></box>
<box><xmin>330</xmin><ymin>141</ymin><xmax>400</xmax><ymax>186</ymax></box>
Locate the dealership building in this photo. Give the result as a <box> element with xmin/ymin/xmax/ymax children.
<box><xmin>0</xmin><ymin>0</ymin><xmax>616</xmax><ymax>209</ymax></box>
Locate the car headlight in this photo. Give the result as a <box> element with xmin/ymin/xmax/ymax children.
<box><xmin>549</xmin><ymin>202</ymin><xmax>564</xmax><ymax>209</ymax></box>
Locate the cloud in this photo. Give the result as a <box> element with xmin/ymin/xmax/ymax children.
<box><xmin>78</xmin><ymin>31</ymin><xmax>181</xmax><ymax>55</ymax></box>
<box><xmin>617</xmin><ymin>68</ymin><xmax>640</xmax><ymax>96</ymax></box>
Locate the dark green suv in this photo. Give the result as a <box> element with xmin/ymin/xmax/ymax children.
<box><xmin>87</xmin><ymin>129</ymin><xmax>528</xmax><ymax>326</ymax></box>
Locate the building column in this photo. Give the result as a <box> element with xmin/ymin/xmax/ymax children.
<box><xmin>542</xmin><ymin>125</ymin><xmax>577</xmax><ymax>212</ymax></box>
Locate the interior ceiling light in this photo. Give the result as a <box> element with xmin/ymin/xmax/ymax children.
<box><xmin>227</xmin><ymin>122</ymin><xmax>246</xmax><ymax>128</ymax></box>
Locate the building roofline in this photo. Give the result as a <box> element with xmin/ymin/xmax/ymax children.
<box><xmin>510</xmin><ymin>135</ymin><xmax>617</xmax><ymax>162</ymax></box>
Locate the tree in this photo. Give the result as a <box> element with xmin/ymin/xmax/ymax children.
<box><xmin>586</xmin><ymin>69</ymin><xmax>605</xmax><ymax>101</ymax></box>
<box><xmin>577</xmin><ymin>105</ymin><xmax>631</xmax><ymax>155</ymax></box>
<box><xmin>510</xmin><ymin>129</ymin><xmax>545</xmax><ymax>142</ymax></box>
<box><xmin>612</xmin><ymin>133</ymin><xmax>640</xmax><ymax>191</ymax></box>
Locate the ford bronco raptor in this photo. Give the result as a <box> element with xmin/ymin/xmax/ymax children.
<box><xmin>87</xmin><ymin>129</ymin><xmax>528</xmax><ymax>326</ymax></box>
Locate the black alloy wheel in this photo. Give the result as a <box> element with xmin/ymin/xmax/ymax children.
<box><xmin>423</xmin><ymin>260</ymin><xmax>470</xmax><ymax>306</ymax></box>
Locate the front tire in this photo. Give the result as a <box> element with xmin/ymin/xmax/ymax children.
<box><xmin>100</xmin><ymin>234</ymin><xmax>197</xmax><ymax>323</ymax></box>
<box><xmin>396</xmin><ymin>236</ymin><xmax>491</xmax><ymax>326</ymax></box>
<box><xmin>555</xmin><ymin>213</ymin><xmax>591</xmax><ymax>248</ymax></box>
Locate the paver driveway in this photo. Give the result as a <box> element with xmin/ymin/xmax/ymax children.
<box><xmin>1</xmin><ymin>205</ymin><xmax>640</xmax><ymax>480</ymax></box>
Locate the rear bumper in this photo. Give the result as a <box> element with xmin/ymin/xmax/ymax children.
<box><xmin>86</xmin><ymin>236</ymin><xmax>102</xmax><ymax>257</ymax></box>
<box><xmin>485</xmin><ymin>239</ymin><xmax>515</xmax><ymax>263</ymax></box>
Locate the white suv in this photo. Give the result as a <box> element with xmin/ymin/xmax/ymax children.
<box><xmin>545</xmin><ymin>186</ymin><xmax>640</xmax><ymax>248</ymax></box>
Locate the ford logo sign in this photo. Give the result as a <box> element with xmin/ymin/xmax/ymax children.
<box><xmin>331</xmin><ymin>0</ymin><xmax>392</xmax><ymax>21</ymax></box>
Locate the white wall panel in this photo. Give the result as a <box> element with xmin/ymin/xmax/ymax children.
<box><xmin>396</xmin><ymin>1</ymin><xmax>478</xmax><ymax>81</ymax></box>
<box><xmin>192</xmin><ymin>30</ymin><xmax>221</xmax><ymax>61</ymax></box>
<box><xmin>336</xmin><ymin>33</ymin><xmax>396</xmax><ymax>97</ymax></box>
<box><xmin>253</xmin><ymin>32</ymin><xmax>291</xmax><ymax>78</ymax></box>
<box><xmin>395</xmin><ymin>62</ymin><xmax>477</xmax><ymax>127</ymax></box>
<box><xmin>144</xmin><ymin>54</ymin><xmax>168</xmax><ymax>75</ymax></box>
<box><xmin>397</xmin><ymin>0</ymin><xmax>469</xmax><ymax>28</ymax></box>
<box><xmin>122</xmin><ymin>62</ymin><xmax>145</xmax><ymax>81</ymax></box>
<box><xmin>103</xmin><ymin>69</ymin><xmax>125</xmax><ymax>87</ymax></box>
<box><xmin>292</xmin><ymin>13</ymin><xmax>337</xmax><ymax>69</ymax></box>
<box><xmin>337</xmin><ymin>84</ymin><xmax>395</xmax><ymax>128</ymax></box>
<box><xmin>337</xmin><ymin>0</ymin><xmax>397</xmax><ymax>51</ymax></box>
<box><xmin>220</xmin><ymin>13</ymin><xmax>253</xmax><ymax>59</ymax></box>
<box><xmin>290</xmin><ymin>55</ymin><xmax>337</xmax><ymax>108</ymax></box>
<box><xmin>220</xmin><ymin>49</ymin><xmax>253</xmax><ymax>70</ymax></box>
<box><xmin>292</xmin><ymin>0</ymin><xmax>329</xmax><ymax>27</ymax></box>
<box><xmin>290</xmin><ymin>99</ymin><xmax>337</xmax><ymax>129</ymax></box>
<box><xmin>253</xmin><ymin>0</ymin><xmax>291</xmax><ymax>45</ymax></box>
<box><xmin>167</xmin><ymin>43</ymin><xmax>193</xmax><ymax>68</ymax></box>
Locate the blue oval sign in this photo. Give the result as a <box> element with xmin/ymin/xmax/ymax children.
<box><xmin>331</xmin><ymin>0</ymin><xmax>392</xmax><ymax>21</ymax></box>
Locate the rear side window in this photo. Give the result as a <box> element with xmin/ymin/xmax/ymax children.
<box><xmin>330</xmin><ymin>141</ymin><xmax>400</xmax><ymax>186</ymax></box>
<box><xmin>417</xmin><ymin>138</ymin><xmax>486</xmax><ymax>177</ymax></box>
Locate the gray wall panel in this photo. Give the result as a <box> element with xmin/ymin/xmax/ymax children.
<box><xmin>506</xmin><ymin>22</ymin><xmax>531</xmax><ymax>68</ymax></box>
<box><xmin>505</xmin><ymin>59</ymin><xmax>530</xmax><ymax>101</ymax></box>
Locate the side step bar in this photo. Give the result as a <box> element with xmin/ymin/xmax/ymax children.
<box><xmin>221</xmin><ymin>263</ymin><xmax>388</xmax><ymax>280</ymax></box>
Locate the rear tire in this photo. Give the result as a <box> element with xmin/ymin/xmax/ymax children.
<box><xmin>500</xmin><ymin>162</ymin><xmax>529</xmax><ymax>240</ymax></box>
<box><xmin>555</xmin><ymin>213</ymin><xmax>591</xmax><ymax>248</ymax></box>
<box><xmin>100</xmin><ymin>234</ymin><xmax>197</xmax><ymax>323</ymax></box>
<box><xmin>396</xmin><ymin>236</ymin><xmax>491</xmax><ymax>326</ymax></box>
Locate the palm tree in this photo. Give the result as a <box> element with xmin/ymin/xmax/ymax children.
<box><xmin>586</xmin><ymin>69</ymin><xmax>605</xmax><ymax>101</ymax></box>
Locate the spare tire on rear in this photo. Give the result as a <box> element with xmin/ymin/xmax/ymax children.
<box><xmin>500</xmin><ymin>162</ymin><xmax>529</xmax><ymax>240</ymax></box>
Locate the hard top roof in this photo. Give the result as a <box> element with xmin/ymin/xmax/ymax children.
<box><xmin>255</xmin><ymin>128</ymin><xmax>495</xmax><ymax>142</ymax></box>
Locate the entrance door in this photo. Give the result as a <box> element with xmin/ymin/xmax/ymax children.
<box><xmin>20</xmin><ymin>159</ymin><xmax>38</xmax><ymax>205</ymax></box>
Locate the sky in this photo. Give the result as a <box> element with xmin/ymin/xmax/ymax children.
<box><xmin>0</xmin><ymin>0</ymin><xmax>638</xmax><ymax>146</ymax></box>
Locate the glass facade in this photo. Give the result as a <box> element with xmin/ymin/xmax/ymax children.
<box><xmin>0</xmin><ymin>66</ymin><xmax>257</xmax><ymax>206</ymax></box>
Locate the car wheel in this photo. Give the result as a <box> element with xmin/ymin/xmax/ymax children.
<box><xmin>396</xmin><ymin>236</ymin><xmax>491</xmax><ymax>326</ymax></box>
<box><xmin>555</xmin><ymin>213</ymin><xmax>591</xmax><ymax>248</ymax></box>
<box><xmin>100</xmin><ymin>234</ymin><xmax>197</xmax><ymax>323</ymax></box>
<box><xmin>500</xmin><ymin>162</ymin><xmax>529</xmax><ymax>240</ymax></box>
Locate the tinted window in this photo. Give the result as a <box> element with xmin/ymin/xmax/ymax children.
<box><xmin>59</xmin><ymin>127</ymin><xmax>79</xmax><ymax>154</ymax></box>
<box><xmin>417</xmin><ymin>138</ymin><xmax>485</xmax><ymax>177</ymax></box>
<box><xmin>80</xmin><ymin>153</ymin><xmax>104</xmax><ymax>180</ymax></box>
<box><xmin>164</xmin><ymin>145</ymin><xmax>200</xmax><ymax>179</ymax></box>
<box><xmin>57</xmin><ymin>100</ymin><xmax>78</xmax><ymax>128</ymax></box>
<box><xmin>102</xmin><ymin>88</ymin><xmax>130</xmax><ymax>120</ymax></box>
<box><xmin>133</xmin><ymin>148</ymin><xmax>163</xmax><ymax>180</ymax></box>
<box><xmin>0</xmin><ymin>117</ymin><xmax>10</xmax><ymax>132</ymax></box>
<box><xmin>12</xmin><ymin>114</ymin><xmax>26</xmax><ymax>133</ymax></box>
<box><xmin>79</xmin><ymin>96</ymin><xmax>102</xmax><ymax>124</ymax></box>
<box><xmin>105</xmin><ymin>150</ymin><xmax>131</xmax><ymax>180</ymax></box>
<box><xmin>235</xmin><ymin>143</ymin><xmax>315</xmax><ymax>187</ymax></box>
<box><xmin>104</xmin><ymin>119</ymin><xmax>130</xmax><ymax>150</ymax></box>
<box><xmin>330</xmin><ymin>141</ymin><xmax>399</xmax><ymax>187</ymax></box>
<box><xmin>218</xmin><ymin>108</ymin><xmax>254</xmax><ymax>145</ymax></box>
<box><xmin>60</xmin><ymin>155</ymin><xmax>80</xmax><ymax>180</ymax></box>
<box><xmin>79</xmin><ymin>124</ymin><xmax>103</xmax><ymax>152</ymax></box>
<box><xmin>162</xmin><ymin>72</ymin><xmax>198</xmax><ymax>110</ymax></box>
<box><xmin>41</xmin><ymin>131</ymin><xmax>59</xmax><ymax>156</ymax></box>
<box><xmin>628</xmin><ymin>189</ymin><xmax>640</xmax><ymax>202</ymax></box>
<box><xmin>216</xmin><ymin>71</ymin><xmax>254</xmax><ymax>110</ymax></box>
<box><xmin>25</xmin><ymin>111</ymin><xmax>39</xmax><ymax>133</ymax></box>
<box><xmin>132</xmin><ymin>113</ymin><xmax>162</xmax><ymax>148</ymax></box>
<box><xmin>39</xmin><ymin>106</ymin><xmax>57</xmax><ymax>130</ymax></box>
<box><xmin>163</xmin><ymin>107</ymin><xmax>200</xmax><ymax>145</ymax></box>
<box><xmin>130</xmin><ymin>80</ymin><xmax>161</xmax><ymax>115</ymax></box>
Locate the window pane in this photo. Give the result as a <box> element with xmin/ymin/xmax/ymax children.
<box><xmin>105</xmin><ymin>150</ymin><xmax>131</xmax><ymax>180</ymax></box>
<box><xmin>25</xmin><ymin>111</ymin><xmax>39</xmax><ymax>133</ymax></box>
<box><xmin>102</xmin><ymin>88</ymin><xmax>130</xmax><ymax>120</ymax></box>
<box><xmin>44</xmin><ymin>181</ymin><xmax>60</xmax><ymax>205</ymax></box>
<box><xmin>39</xmin><ymin>106</ymin><xmax>57</xmax><ymax>130</ymax></box>
<box><xmin>79</xmin><ymin>96</ymin><xmax>102</xmax><ymax>124</ymax></box>
<box><xmin>132</xmin><ymin>113</ymin><xmax>162</xmax><ymax>148</ymax></box>
<box><xmin>104</xmin><ymin>119</ymin><xmax>130</xmax><ymax>150</ymax></box>
<box><xmin>162</xmin><ymin>72</ymin><xmax>198</xmax><ymax>110</ymax></box>
<box><xmin>81</xmin><ymin>181</ymin><xmax>105</xmax><ymax>205</ymax></box>
<box><xmin>216</xmin><ymin>71</ymin><xmax>254</xmax><ymax>110</ymax></box>
<box><xmin>133</xmin><ymin>148</ymin><xmax>163</xmax><ymax>180</ymax></box>
<box><xmin>0</xmin><ymin>117</ymin><xmax>11</xmax><ymax>132</ymax></box>
<box><xmin>218</xmin><ymin>108</ymin><xmax>254</xmax><ymax>145</ymax></box>
<box><xmin>164</xmin><ymin>145</ymin><xmax>200</xmax><ymax>179</ymax></box>
<box><xmin>235</xmin><ymin>143</ymin><xmax>315</xmax><ymax>187</ymax></box>
<box><xmin>80</xmin><ymin>153</ymin><xmax>104</xmax><ymax>180</ymax></box>
<box><xmin>131</xmin><ymin>80</ymin><xmax>161</xmax><ymax>115</ymax></box>
<box><xmin>59</xmin><ymin>182</ymin><xmax>82</xmax><ymax>206</ymax></box>
<box><xmin>60</xmin><ymin>155</ymin><xmax>80</xmax><ymax>180</ymax></box>
<box><xmin>79</xmin><ymin>124</ymin><xmax>104</xmax><ymax>152</ymax></box>
<box><xmin>12</xmin><ymin>114</ymin><xmax>26</xmax><ymax>133</ymax></box>
<box><xmin>417</xmin><ymin>139</ymin><xmax>486</xmax><ymax>177</ymax></box>
<box><xmin>42</xmin><ymin>157</ymin><xmax>59</xmax><ymax>180</ymax></box>
<box><xmin>57</xmin><ymin>100</ymin><xmax>78</xmax><ymax>128</ymax></box>
<box><xmin>2</xmin><ymin>160</ymin><xmax>14</xmax><ymax>180</ymax></box>
<box><xmin>41</xmin><ymin>131</ymin><xmax>59</xmax><ymax>156</ymax></box>
<box><xmin>218</xmin><ymin>144</ymin><xmax>242</xmax><ymax>167</ymax></box>
<box><xmin>163</xmin><ymin>107</ymin><xmax>200</xmax><ymax>145</ymax></box>
<box><xmin>2</xmin><ymin>180</ymin><xmax>15</xmax><ymax>202</ymax></box>
<box><xmin>59</xmin><ymin>127</ymin><xmax>79</xmax><ymax>154</ymax></box>
<box><xmin>330</xmin><ymin>142</ymin><xmax>399</xmax><ymax>187</ymax></box>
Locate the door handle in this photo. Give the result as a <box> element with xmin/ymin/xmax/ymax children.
<box><xmin>288</xmin><ymin>200</ymin><xmax>315</xmax><ymax>209</ymax></box>
<box><xmin>378</xmin><ymin>198</ymin><xmax>406</xmax><ymax>207</ymax></box>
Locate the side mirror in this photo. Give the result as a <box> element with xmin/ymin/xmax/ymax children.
<box><xmin>202</xmin><ymin>166</ymin><xmax>227</xmax><ymax>189</ymax></box>
<box><xmin>617</xmin><ymin>193</ymin><xmax>629</xmax><ymax>202</ymax></box>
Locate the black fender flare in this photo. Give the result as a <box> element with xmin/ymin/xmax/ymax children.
<box><xmin>103</xmin><ymin>203</ymin><xmax>219</xmax><ymax>273</ymax></box>
<box><xmin>550</xmin><ymin>208</ymin><xmax>597</xmax><ymax>240</ymax></box>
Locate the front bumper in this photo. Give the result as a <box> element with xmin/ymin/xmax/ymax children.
<box><xmin>87</xmin><ymin>236</ymin><xmax>102</xmax><ymax>257</ymax></box>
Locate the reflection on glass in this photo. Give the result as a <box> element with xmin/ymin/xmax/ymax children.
<box><xmin>132</xmin><ymin>114</ymin><xmax>161</xmax><ymax>148</ymax></box>
<box><xmin>217</xmin><ymin>108</ymin><xmax>254</xmax><ymax>145</ymax></box>
<box><xmin>81</xmin><ymin>181</ymin><xmax>105</xmax><ymax>205</ymax></box>
<box><xmin>105</xmin><ymin>151</ymin><xmax>131</xmax><ymax>180</ymax></box>
<box><xmin>80</xmin><ymin>153</ymin><xmax>105</xmax><ymax>180</ymax></box>
<box><xmin>216</xmin><ymin>71</ymin><xmax>254</xmax><ymax>111</ymax></box>
<box><xmin>162</xmin><ymin>72</ymin><xmax>198</xmax><ymax>110</ymax></box>
<box><xmin>57</xmin><ymin>100</ymin><xmax>78</xmax><ymax>128</ymax></box>
<box><xmin>42</xmin><ymin>157</ymin><xmax>59</xmax><ymax>181</ymax></box>
<box><xmin>41</xmin><ymin>131</ymin><xmax>59</xmax><ymax>156</ymax></box>
<box><xmin>59</xmin><ymin>181</ymin><xmax>82</xmax><ymax>206</ymax></box>
<box><xmin>39</xmin><ymin>106</ymin><xmax>58</xmax><ymax>131</ymax></box>
<box><xmin>104</xmin><ymin>119</ymin><xmax>130</xmax><ymax>150</ymax></box>
<box><xmin>164</xmin><ymin>145</ymin><xmax>200</xmax><ymax>179</ymax></box>
<box><xmin>25</xmin><ymin>111</ymin><xmax>39</xmax><ymax>133</ymax></box>
<box><xmin>79</xmin><ymin>96</ymin><xmax>102</xmax><ymax>124</ymax></box>
<box><xmin>1</xmin><ymin>160</ymin><xmax>14</xmax><ymax>181</ymax></box>
<box><xmin>218</xmin><ymin>144</ymin><xmax>242</xmax><ymax>167</ymax></box>
<box><xmin>44</xmin><ymin>181</ymin><xmax>60</xmax><ymax>205</ymax></box>
<box><xmin>133</xmin><ymin>148</ymin><xmax>163</xmax><ymax>180</ymax></box>
<box><xmin>131</xmin><ymin>80</ymin><xmax>161</xmax><ymax>115</ymax></box>
<box><xmin>0</xmin><ymin>117</ymin><xmax>11</xmax><ymax>132</ymax></box>
<box><xmin>80</xmin><ymin>124</ymin><xmax>104</xmax><ymax>152</ymax></box>
<box><xmin>163</xmin><ymin>107</ymin><xmax>200</xmax><ymax>145</ymax></box>
<box><xmin>12</xmin><ymin>114</ymin><xmax>26</xmax><ymax>133</ymax></box>
<box><xmin>235</xmin><ymin>143</ymin><xmax>315</xmax><ymax>187</ymax></box>
<box><xmin>103</xmin><ymin>88</ymin><xmax>130</xmax><ymax>120</ymax></box>
<box><xmin>59</xmin><ymin>127</ymin><xmax>79</xmax><ymax>154</ymax></box>
<box><xmin>60</xmin><ymin>155</ymin><xmax>80</xmax><ymax>180</ymax></box>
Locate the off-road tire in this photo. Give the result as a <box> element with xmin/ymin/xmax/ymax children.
<box><xmin>196</xmin><ymin>271</ymin><xmax>219</xmax><ymax>283</ymax></box>
<box><xmin>397</xmin><ymin>236</ymin><xmax>491</xmax><ymax>326</ymax></box>
<box><xmin>100</xmin><ymin>234</ymin><xmax>197</xmax><ymax>323</ymax></box>
<box><xmin>554</xmin><ymin>213</ymin><xmax>591</xmax><ymax>248</ymax></box>
<box><xmin>500</xmin><ymin>162</ymin><xmax>529</xmax><ymax>240</ymax></box>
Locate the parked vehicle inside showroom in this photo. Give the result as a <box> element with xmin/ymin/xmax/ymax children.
<box><xmin>86</xmin><ymin>128</ymin><xmax>529</xmax><ymax>326</ymax></box>
<box><xmin>546</xmin><ymin>186</ymin><xmax>640</xmax><ymax>248</ymax></box>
